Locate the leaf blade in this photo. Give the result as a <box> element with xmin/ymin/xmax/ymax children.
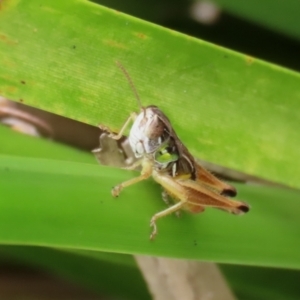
<box><xmin>0</xmin><ymin>154</ymin><xmax>299</xmax><ymax>269</ymax></box>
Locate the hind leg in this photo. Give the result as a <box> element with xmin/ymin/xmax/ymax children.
<box><xmin>150</xmin><ymin>201</ymin><xmax>186</xmax><ymax>240</ymax></box>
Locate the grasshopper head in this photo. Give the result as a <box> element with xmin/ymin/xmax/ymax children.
<box><xmin>129</xmin><ymin>106</ymin><xmax>170</xmax><ymax>158</ymax></box>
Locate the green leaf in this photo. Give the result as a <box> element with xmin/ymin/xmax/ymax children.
<box><xmin>0</xmin><ymin>150</ymin><xmax>299</xmax><ymax>269</ymax></box>
<box><xmin>0</xmin><ymin>0</ymin><xmax>300</xmax><ymax>189</ymax></box>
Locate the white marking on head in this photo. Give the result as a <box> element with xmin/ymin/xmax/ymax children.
<box><xmin>135</xmin><ymin>141</ymin><xmax>144</xmax><ymax>157</ymax></box>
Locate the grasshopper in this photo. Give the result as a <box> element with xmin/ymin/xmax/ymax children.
<box><xmin>100</xmin><ymin>62</ymin><xmax>249</xmax><ymax>239</ymax></box>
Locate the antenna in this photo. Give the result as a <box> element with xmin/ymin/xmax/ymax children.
<box><xmin>116</xmin><ymin>61</ymin><xmax>144</xmax><ymax>111</ymax></box>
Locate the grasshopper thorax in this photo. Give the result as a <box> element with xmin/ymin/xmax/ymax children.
<box><xmin>129</xmin><ymin>106</ymin><xmax>170</xmax><ymax>158</ymax></box>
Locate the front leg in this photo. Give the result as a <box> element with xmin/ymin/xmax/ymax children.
<box><xmin>112</xmin><ymin>159</ymin><xmax>152</xmax><ymax>197</ymax></box>
<box><xmin>99</xmin><ymin>112</ymin><xmax>137</xmax><ymax>140</ymax></box>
